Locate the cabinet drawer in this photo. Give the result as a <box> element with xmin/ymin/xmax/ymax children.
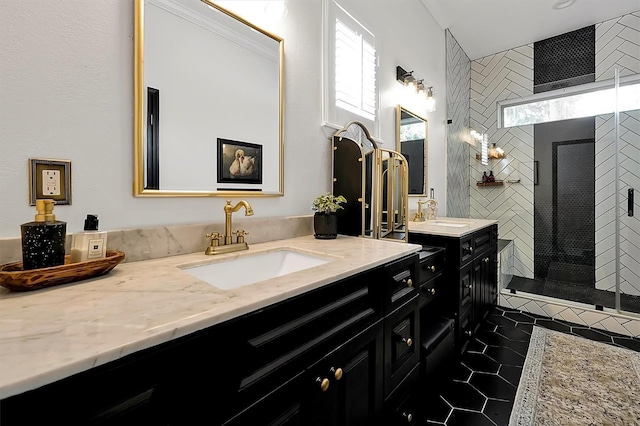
<box><xmin>459</xmin><ymin>228</ymin><xmax>493</xmax><ymax>265</ymax></box>
<box><xmin>419</xmin><ymin>274</ymin><xmax>445</xmax><ymax>309</ymax></box>
<box><xmin>418</xmin><ymin>249</ymin><xmax>445</xmax><ymax>284</ymax></box>
<box><xmin>385</xmin><ymin>253</ymin><xmax>419</xmax><ymax>313</ymax></box>
<box><xmin>384</xmin><ymin>295</ymin><xmax>420</xmax><ymax>397</ymax></box>
<box><xmin>473</xmin><ymin>228</ymin><xmax>492</xmax><ymax>255</ymax></box>
<box><xmin>233</xmin><ymin>270</ymin><xmax>382</xmax><ymax>407</ymax></box>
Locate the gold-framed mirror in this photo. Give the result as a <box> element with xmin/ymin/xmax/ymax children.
<box><xmin>134</xmin><ymin>0</ymin><xmax>284</xmax><ymax>197</ymax></box>
<box><xmin>396</xmin><ymin>106</ymin><xmax>427</xmax><ymax>196</ymax></box>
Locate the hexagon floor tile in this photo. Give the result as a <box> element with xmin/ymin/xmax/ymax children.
<box><xmin>413</xmin><ymin>306</ymin><xmax>640</xmax><ymax>425</ymax></box>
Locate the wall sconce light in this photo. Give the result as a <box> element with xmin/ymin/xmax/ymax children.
<box><xmin>397</xmin><ymin>66</ymin><xmax>435</xmax><ymax>111</ymax></box>
<box><xmin>425</xmin><ymin>86</ymin><xmax>436</xmax><ymax>112</ymax></box>
<box><xmin>396</xmin><ymin>66</ymin><xmax>416</xmax><ymax>87</ymax></box>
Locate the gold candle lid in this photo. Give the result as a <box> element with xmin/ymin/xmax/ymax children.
<box><xmin>34</xmin><ymin>199</ymin><xmax>55</xmax><ymax>222</ymax></box>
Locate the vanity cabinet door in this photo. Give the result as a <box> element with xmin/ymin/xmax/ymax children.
<box><xmin>383</xmin><ymin>295</ymin><xmax>420</xmax><ymax>397</ymax></box>
<box><xmin>305</xmin><ymin>320</ymin><xmax>384</xmax><ymax>426</ymax></box>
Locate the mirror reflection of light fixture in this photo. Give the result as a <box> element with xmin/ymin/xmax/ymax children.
<box><xmin>488</xmin><ymin>143</ymin><xmax>505</xmax><ymax>159</ymax></box>
<box><xmin>264</xmin><ymin>1</ymin><xmax>288</xmax><ymax>18</ymax></box>
<box><xmin>471</xmin><ymin>128</ymin><xmax>488</xmax><ymax>165</ymax></box>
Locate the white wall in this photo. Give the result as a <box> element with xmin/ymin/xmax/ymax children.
<box><xmin>0</xmin><ymin>0</ymin><xmax>446</xmax><ymax>238</ymax></box>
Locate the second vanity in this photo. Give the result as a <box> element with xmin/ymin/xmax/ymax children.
<box><xmin>408</xmin><ymin>218</ymin><xmax>499</xmax><ymax>354</ymax></box>
<box><xmin>0</xmin><ymin>235</ymin><xmax>424</xmax><ymax>425</ymax></box>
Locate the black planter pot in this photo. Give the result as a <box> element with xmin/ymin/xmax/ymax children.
<box><xmin>314</xmin><ymin>213</ymin><xmax>338</xmax><ymax>239</ymax></box>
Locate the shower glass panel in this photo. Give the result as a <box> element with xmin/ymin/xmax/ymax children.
<box><xmin>616</xmin><ymin>73</ymin><xmax>640</xmax><ymax>316</ymax></box>
<box><xmin>501</xmin><ymin>71</ymin><xmax>640</xmax><ymax>313</ymax></box>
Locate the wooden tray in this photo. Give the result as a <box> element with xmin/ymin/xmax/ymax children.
<box><xmin>0</xmin><ymin>250</ymin><xmax>125</xmax><ymax>292</ymax></box>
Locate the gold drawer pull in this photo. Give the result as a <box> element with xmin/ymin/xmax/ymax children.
<box><xmin>402</xmin><ymin>412</ymin><xmax>413</xmax><ymax>423</ymax></box>
<box><xmin>316</xmin><ymin>377</ymin><xmax>330</xmax><ymax>392</ymax></box>
<box><xmin>402</xmin><ymin>337</ymin><xmax>413</xmax><ymax>347</ymax></box>
<box><xmin>465</xmin><ymin>330</ymin><xmax>472</xmax><ymax>337</ymax></box>
<box><xmin>466</xmin><ymin>283</ymin><xmax>472</xmax><ymax>289</ymax></box>
<box><xmin>429</xmin><ymin>288</ymin><xmax>436</xmax><ymax>295</ymax></box>
<box><xmin>404</xmin><ymin>278</ymin><xmax>413</xmax><ymax>287</ymax></box>
<box><xmin>330</xmin><ymin>367</ymin><xmax>343</xmax><ymax>381</ymax></box>
<box><xmin>428</xmin><ymin>265</ymin><xmax>436</xmax><ymax>272</ymax></box>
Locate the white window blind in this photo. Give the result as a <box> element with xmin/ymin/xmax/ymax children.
<box><xmin>334</xmin><ymin>6</ymin><xmax>376</xmax><ymax>121</ymax></box>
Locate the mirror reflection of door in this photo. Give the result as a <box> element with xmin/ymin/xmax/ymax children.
<box><xmin>396</xmin><ymin>106</ymin><xmax>427</xmax><ymax>195</ymax></box>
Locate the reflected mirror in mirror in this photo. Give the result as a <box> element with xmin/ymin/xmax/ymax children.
<box><xmin>396</xmin><ymin>106</ymin><xmax>427</xmax><ymax>195</ymax></box>
<box><xmin>134</xmin><ymin>0</ymin><xmax>284</xmax><ymax>196</ymax></box>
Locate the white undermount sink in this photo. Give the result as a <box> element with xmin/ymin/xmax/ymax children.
<box><xmin>180</xmin><ymin>249</ymin><xmax>335</xmax><ymax>290</ymax></box>
<box><xmin>427</xmin><ymin>220</ymin><xmax>474</xmax><ymax>228</ymax></box>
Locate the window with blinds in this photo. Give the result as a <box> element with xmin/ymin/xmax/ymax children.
<box><xmin>323</xmin><ymin>0</ymin><xmax>378</xmax><ymax>131</ymax></box>
<box><xmin>335</xmin><ymin>14</ymin><xmax>376</xmax><ymax>121</ymax></box>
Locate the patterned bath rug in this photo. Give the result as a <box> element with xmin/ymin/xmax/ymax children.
<box><xmin>509</xmin><ymin>326</ymin><xmax>640</xmax><ymax>426</ymax></box>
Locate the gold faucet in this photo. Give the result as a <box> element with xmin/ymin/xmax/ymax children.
<box><xmin>205</xmin><ymin>200</ymin><xmax>254</xmax><ymax>255</ymax></box>
<box><xmin>413</xmin><ymin>199</ymin><xmax>428</xmax><ymax>222</ymax></box>
<box><xmin>223</xmin><ymin>200</ymin><xmax>253</xmax><ymax>244</ymax></box>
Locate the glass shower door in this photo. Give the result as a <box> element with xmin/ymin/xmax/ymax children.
<box><xmin>615</xmin><ymin>71</ymin><xmax>640</xmax><ymax>315</ymax></box>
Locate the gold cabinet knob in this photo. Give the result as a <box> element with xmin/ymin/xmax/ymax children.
<box><xmin>483</xmin><ymin>257</ymin><xmax>490</xmax><ymax>263</ymax></box>
<box><xmin>466</xmin><ymin>283</ymin><xmax>472</xmax><ymax>289</ymax></box>
<box><xmin>430</xmin><ymin>265</ymin><xmax>436</xmax><ymax>272</ymax></box>
<box><xmin>330</xmin><ymin>367</ymin><xmax>343</xmax><ymax>381</ymax></box>
<box><xmin>316</xmin><ymin>377</ymin><xmax>330</xmax><ymax>392</ymax></box>
<box><xmin>465</xmin><ymin>330</ymin><xmax>472</xmax><ymax>337</ymax></box>
<box><xmin>402</xmin><ymin>412</ymin><xmax>413</xmax><ymax>423</ymax></box>
<box><xmin>429</xmin><ymin>288</ymin><xmax>436</xmax><ymax>295</ymax></box>
<box><xmin>402</xmin><ymin>337</ymin><xmax>413</xmax><ymax>347</ymax></box>
<box><xmin>404</xmin><ymin>278</ymin><xmax>413</xmax><ymax>287</ymax></box>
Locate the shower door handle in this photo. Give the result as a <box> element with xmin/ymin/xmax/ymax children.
<box><xmin>629</xmin><ymin>188</ymin><xmax>634</xmax><ymax>217</ymax></box>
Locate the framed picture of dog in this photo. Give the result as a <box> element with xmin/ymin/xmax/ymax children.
<box><xmin>217</xmin><ymin>138</ymin><xmax>263</xmax><ymax>184</ymax></box>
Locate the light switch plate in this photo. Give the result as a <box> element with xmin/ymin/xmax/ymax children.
<box><xmin>29</xmin><ymin>158</ymin><xmax>72</xmax><ymax>205</ymax></box>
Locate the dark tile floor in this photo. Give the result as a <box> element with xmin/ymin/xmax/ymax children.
<box><xmin>414</xmin><ymin>306</ymin><xmax>640</xmax><ymax>426</ymax></box>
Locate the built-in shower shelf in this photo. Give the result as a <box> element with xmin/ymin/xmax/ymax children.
<box><xmin>476</xmin><ymin>181</ymin><xmax>504</xmax><ymax>187</ymax></box>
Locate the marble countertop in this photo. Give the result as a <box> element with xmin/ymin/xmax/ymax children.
<box><xmin>0</xmin><ymin>235</ymin><xmax>421</xmax><ymax>399</ymax></box>
<box><xmin>408</xmin><ymin>217</ymin><xmax>497</xmax><ymax>237</ymax></box>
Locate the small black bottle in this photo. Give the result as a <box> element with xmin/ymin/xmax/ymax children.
<box><xmin>488</xmin><ymin>171</ymin><xmax>495</xmax><ymax>182</ymax></box>
<box><xmin>482</xmin><ymin>171</ymin><xmax>488</xmax><ymax>182</ymax></box>
<box><xmin>21</xmin><ymin>199</ymin><xmax>67</xmax><ymax>270</ymax></box>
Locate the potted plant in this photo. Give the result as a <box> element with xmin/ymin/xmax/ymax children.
<box><xmin>312</xmin><ymin>193</ymin><xmax>347</xmax><ymax>239</ymax></box>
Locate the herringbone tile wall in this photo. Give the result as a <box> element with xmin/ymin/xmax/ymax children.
<box><xmin>596</xmin><ymin>11</ymin><xmax>640</xmax><ymax>80</ymax></box>
<box><xmin>595</xmin><ymin>11</ymin><xmax>640</xmax><ymax>297</ymax></box>
<box><xmin>470</xmin><ymin>45</ymin><xmax>535</xmax><ymax>278</ymax></box>
<box><xmin>469</xmin><ymin>10</ymin><xmax>639</xmax><ymax>283</ymax></box>
<box><xmin>446</xmin><ymin>30</ymin><xmax>471</xmax><ymax>218</ymax></box>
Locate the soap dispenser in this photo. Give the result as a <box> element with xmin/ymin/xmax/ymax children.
<box><xmin>71</xmin><ymin>214</ymin><xmax>108</xmax><ymax>263</ymax></box>
<box><xmin>21</xmin><ymin>199</ymin><xmax>67</xmax><ymax>270</ymax></box>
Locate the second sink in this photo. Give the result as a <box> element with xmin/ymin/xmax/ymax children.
<box><xmin>180</xmin><ymin>249</ymin><xmax>334</xmax><ymax>290</ymax></box>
